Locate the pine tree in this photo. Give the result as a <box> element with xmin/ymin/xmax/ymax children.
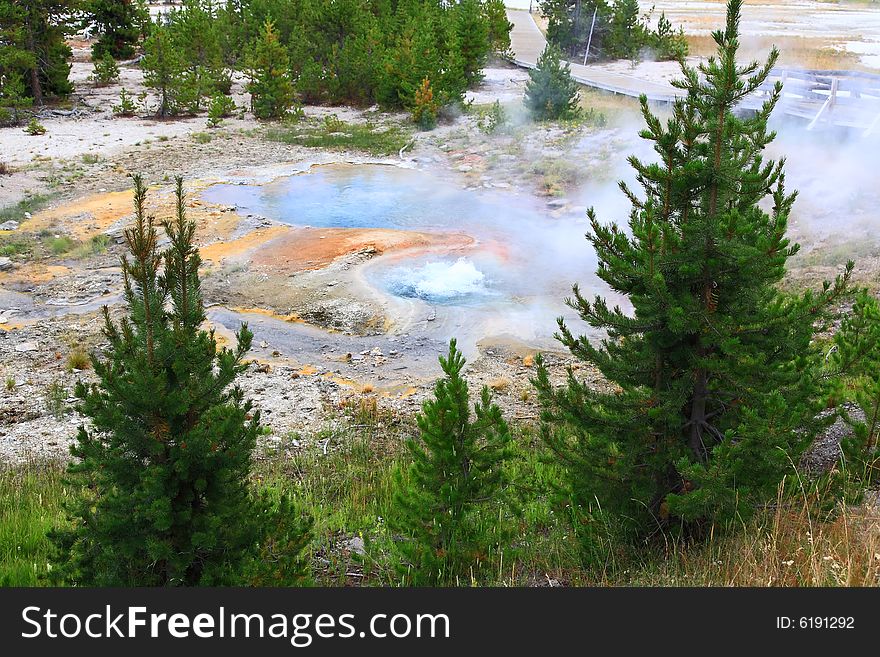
<box><xmin>605</xmin><ymin>0</ymin><xmax>645</xmax><ymax>61</ymax></box>
<box><xmin>829</xmin><ymin>291</ymin><xmax>880</xmax><ymax>485</ymax></box>
<box><xmin>246</xmin><ymin>19</ymin><xmax>294</xmax><ymax>119</ymax></box>
<box><xmin>390</xmin><ymin>339</ymin><xmax>513</xmax><ymax>585</ymax></box>
<box><xmin>540</xmin><ymin>0</ymin><xmax>610</xmax><ymax>58</ymax></box>
<box><xmin>523</xmin><ymin>43</ymin><xmax>581</xmax><ymax>121</ymax></box>
<box><xmin>651</xmin><ymin>12</ymin><xmax>688</xmax><ymax>62</ymax></box>
<box><xmin>454</xmin><ymin>0</ymin><xmax>490</xmax><ymax>87</ymax></box>
<box><xmin>533</xmin><ymin>0</ymin><xmax>852</xmax><ymax>556</ymax></box>
<box><xmin>50</xmin><ymin>175</ymin><xmax>312</xmax><ymax>586</ymax></box>
<box><xmin>169</xmin><ymin>0</ymin><xmax>231</xmax><ymax>101</ymax></box>
<box><xmin>483</xmin><ymin>0</ymin><xmax>513</xmax><ymax>56</ymax></box>
<box><xmin>90</xmin><ymin>0</ymin><xmax>140</xmax><ymax>60</ymax></box>
<box><xmin>0</xmin><ymin>0</ymin><xmax>75</xmax><ymax>105</ymax></box>
<box><xmin>142</xmin><ymin>20</ymin><xmax>195</xmax><ymax>117</ymax></box>
<box><xmin>0</xmin><ymin>71</ymin><xmax>32</xmax><ymax>125</ymax></box>
<box><xmin>412</xmin><ymin>76</ymin><xmax>438</xmax><ymax>130</ymax></box>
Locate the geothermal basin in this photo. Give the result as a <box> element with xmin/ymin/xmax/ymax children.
<box><xmin>202</xmin><ymin>164</ymin><xmax>607</xmax><ymax>357</ymax></box>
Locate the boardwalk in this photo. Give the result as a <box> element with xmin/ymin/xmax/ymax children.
<box><xmin>506</xmin><ymin>9</ymin><xmax>880</xmax><ymax>135</ymax></box>
<box><xmin>507</xmin><ymin>9</ymin><xmax>683</xmax><ymax>103</ymax></box>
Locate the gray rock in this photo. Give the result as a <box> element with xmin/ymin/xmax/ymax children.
<box><xmin>0</xmin><ymin>257</ymin><xmax>13</xmax><ymax>271</ymax></box>
<box><xmin>0</xmin><ymin>220</ymin><xmax>20</xmax><ymax>231</ymax></box>
<box><xmin>343</xmin><ymin>536</ymin><xmax>366</xmax><ymax>556</ymax></box>
<box><xmin>14</xmin><ymin>342</ymin><xmax>38</xmax><ymax>352</ymax></box>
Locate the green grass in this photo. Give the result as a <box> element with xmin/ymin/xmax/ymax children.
<box><xmin>3</xmin><ymin>406</ymin><xmax>876</xmax><ymax>587</ymax></box>
<box><xmin>0</xmin><ymin>236</ymin><xmax>33</xmax><ymax>257</ymax></box>
<box><xmin>265</xmin><ymin>117</ymin><xmax>413</xmax><ymax>156</ymax></box>
<box><xmin>69</xmin><ymin>233</ymin><xmax>110</xmax><ymax>259</ymax></box>
<box><xmin>0</xmin><ymin>463</ymin><xmax>71</xmax><ymax>586</ymax></box>
<box><xmin>192</xmin><ymin>131</ymin><xmax>212</xmax><ymax>144</ymax></box>
<box><xmin>0</xmin><ymin>193</ymin><xmax>52</xmax><ymax>224</ymax></box>
<box><xmin>48</xmin><ymin>235</ymin><xmax>75</xmax><ymax>255</ymax></box>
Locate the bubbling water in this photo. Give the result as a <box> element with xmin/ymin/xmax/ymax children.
<box><xmin>385</xmin><ymin>258</ymin><xmax>495</xmax><ymax>304</ymax></box>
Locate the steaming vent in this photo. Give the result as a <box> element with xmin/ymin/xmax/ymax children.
<box><xmin>385</xmin><ymin>258</ymin><xmax>496</xmax><ymax>304</ymax></box>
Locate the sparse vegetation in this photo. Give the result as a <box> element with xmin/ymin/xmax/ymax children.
<box><xmin>91</xmin><ymin>52</ymin><xmax>120</xmax><ymax>87</ymax></box>
<box><xmin>24</xmin><ymin>118</ymin><xmax>46</xmax><ymax>136</ymax></box>
<box><xmin>112</xmin><ymin>87</ymin><xmax>137</xmax><ymax>116</ymax></box>
<box><xmin>44</xmin><ymin>381</ymin><xmax>69</xmax><ymax>419</ymax></box>
<box><xmin>0</xmin><ymin>194</ymin><xmax>52</xmax><ymax>224</ymax></box>
<box><xmin>264</xmin><ymin>118</ymin><xmax>412</xmax><ymax>156</ymax></box>
<box><xmin>476</xmin><ymin>100</ymin><xmax>508</xmax><ymax>134</ymax></box>
<box><xmin>65</xmin><ymin>348</ymin><xmax>90</xmax><ymax>372</ymax></box>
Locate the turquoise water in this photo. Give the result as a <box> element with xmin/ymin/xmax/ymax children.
<box><xmin>202</xmin><ymin>164</ymin><xmax>538</xmax><ymax>233</ymax></box>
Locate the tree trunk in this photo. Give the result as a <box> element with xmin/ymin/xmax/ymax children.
<box><xmin>688</xmin><ymin>365</ymin><xmax>709</xmax><ymax>461</ymax></box>
<box><xmin>25</xmin><ymin>18</ymin><xmax>43</xmax><ymax>106</ymax></box>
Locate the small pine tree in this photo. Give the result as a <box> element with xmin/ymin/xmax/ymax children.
<box><xmin>24</xmin><ymin>117</ymin><xmax>46</xmax><ymax>135</ymax></box>
<box><xmin>112</xmin><ymin>87</ymin><xmax>137</xmax><ymax>116</ymax></box>
<box><xmin>0</xmin><ymin>72</ymin><xmax>33</xmax><ymax>126</ymax></box>
<box><xmin>389</xmin><ymin>339</ymin><xmax>513</xmax><ymax>585</ymax></box>
<box><xmin>652</xmin><ymin>12</ymin><xmax>689</xmax><ymax>62</ymax></box>
<box><xmin>412</xmin><ymin>77</ymin><xmax>438</xmax><ymax>130</ymax></box>
<box><xmin>206</xmin><ymin>92</ymin><xmax>237</xmax><ymax>128</ymax></box>
<box><xmin>830</xmin><ymin>291</ymin><xmax>880</xmax><ymax>485</ymax></box>
<box><xmin>49</xmin><ymin>175</ymin><xmax>311</xmax><ymax>586</ymax></box>
<box><xmin>91</xmin><ymin>52</ymin><xmax>120</xmax><ymax>87</ymax></box>
<box><xmin>524</xmin><ymin>44</ymin><xmax>581</xmax><ymax>121</ymax></box>
<box><xmin>533</xmin><ymin>0</ymin><xmax>852</xmax><ymax>558</ymax></box>
<box><xmin>246</xmin><ymin>20</ymin><xmax>294</xmax><ymax>120</ymax></box>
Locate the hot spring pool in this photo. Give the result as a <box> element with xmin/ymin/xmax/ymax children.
<box><xmin>202</xmin><ymin>164</ymin><xmax>604</xmax><ymax>337</ymax></box>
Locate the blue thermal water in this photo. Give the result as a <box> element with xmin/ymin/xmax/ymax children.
<box><xmin>202</xmin><ymin>164</ymin><xmax>598</xmax><ymax>307</ymax></box>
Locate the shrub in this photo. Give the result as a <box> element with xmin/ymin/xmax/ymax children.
<box><xmin>49</xmin><ymin>236</ymin><xmax>75</xmax><ymax>255</ymax></box>
<box><xmin>66</xmin><ymin>348</ymin><xmax>91</xmax><ymax>372</ymax></box>
<box><xmin>24</xmin><ymin>118</ymin><xmax>47</xmax><ymax>136</ymax></box>
<box><xmin>477</xmin><ymin>100</ymin><xmax>507</xmax><ymax>134</ymax></box>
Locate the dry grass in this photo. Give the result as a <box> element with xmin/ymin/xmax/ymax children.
<box><xmin>687</xmin><ymin>34</ymin><xmax>868</xmax><ymax>72</ymax></box>
<box><xmin>626</xmin><ymin>485</ymin><xmax>880</xmax><ymax>586</ymax></box>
